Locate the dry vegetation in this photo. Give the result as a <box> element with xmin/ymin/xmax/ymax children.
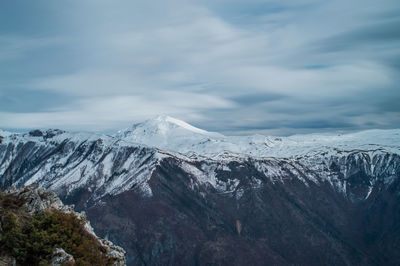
<box><xmin>0</xmin><ymin>191</ymin><xmax>114</xmax><ymax>265</ymax></box>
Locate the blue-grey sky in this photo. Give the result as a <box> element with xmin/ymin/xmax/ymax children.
<box><xmin>0</xmin><ymin>0</ymin><xmax>399</xmax><ymax>135</ymax></box>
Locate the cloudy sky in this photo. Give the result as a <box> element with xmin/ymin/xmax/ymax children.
<box><xmin>0</xmin><ymin>0</ymin><xmax>399</xmax><ymax>135</ymax></box>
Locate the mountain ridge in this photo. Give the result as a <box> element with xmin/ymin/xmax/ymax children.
<box><xmin>1</xmin><ymin>117</ymin><xmax>399</xmax><ymax>265</ymax></box>
<box><xmin>2</xmin><ymin>115</ymin><xmax>400</xmax><ymax>159</ymax></box>
<box><xmin>1</xmin><ymin>117</ymin><xmax>399</xmax><ymax>202</ymax></box>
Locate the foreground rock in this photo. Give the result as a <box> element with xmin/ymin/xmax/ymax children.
<box><xmin>51</xmin><ymin>248</ymin><xmax>75</xmax><ymax>266</ymax></box>
<box><xmin>0</xmin><ymin>184</ymin><xmax>126</xmax><ymax>266</ymax></box>
<box><xmin>5</xmin><ymin>184</ymin><xmax>74</xmax><ymax>215</ymax></box>
<box><xmin>0</xmin><ymin>255</ymin><xmax>16</xmax><ymax>266</ymax></box>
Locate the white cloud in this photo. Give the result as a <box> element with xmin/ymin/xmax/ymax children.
<box><xmin>0</xmin><ymin>35</ymin><xmax>61</xmax><ymax>61</ymax></box>
<box><xmin>0</xmin><ymin>0</ymin><xmax>399</xmax><ymax>134</ymax></box>
<box><xmin>0</xmin><ymin>93</ymin><xmax>235</xmax><ymax>131</ymax></box>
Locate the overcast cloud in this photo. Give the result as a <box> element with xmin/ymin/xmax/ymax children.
<box><xmin>0</xmin><ymin>0</ymin><xmax>399</xmax><ymax>135</ymax></box>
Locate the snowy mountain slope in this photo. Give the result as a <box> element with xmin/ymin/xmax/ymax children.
<box><xmin>0</xmin><ymin>129</ymin><xmax>159</xmax><ymax>201</ymax></box>
<box><xmin>1</xmin><ymin>118</ymin><xmax>399</xmax><ymax>202</ymax></box>
<box><xmin>1</xmin><ymin>118</ymin><xmax>400</xmax><ymax>265</ymax></box>
<box><xmin>116</xmin><ymin>115</ymin><xmax>223</xmax><ymax>152</ymax></box>
<box><xmin>117</xmin><ymin>115</ymin><xmax>400</xmax><ymax>159</ymax></box>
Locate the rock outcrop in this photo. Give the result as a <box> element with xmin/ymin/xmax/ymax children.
<box><xmin>5</xmin><ymin>184</ymin><xmax>74</xmax><ymax>215</ymax></box>
<box><xmin>0</xmin><ymin>255</ymin><xmax>16</xmax><ymax>266</ymax></box>
<box><xmin>0</xmin><ymin>184</ymin><xmax>126</xmax><ymax>266</ymax></box>
<box><xmin>51</xmin><ymin>248</ymin><xmax>75</xmax><ymax>266</ymax></box>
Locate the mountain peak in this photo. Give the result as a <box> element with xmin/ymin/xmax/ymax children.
<box><xmin>116</xmin><ymin>115</ymin><xmax>222</xmax><ymax>152</ymax></box>
<box><xmin>149</xmin><ymin>115</ymin><xmax>209</xmax><ymax>135</ymax></box>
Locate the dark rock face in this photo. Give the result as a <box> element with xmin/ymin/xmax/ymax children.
<box><xmin>28</xmin><ymin>129</ymin><xmax>65</xmax><ymax>139</ymax></box>
<box><xmin>84</xmin><ymin>156</ymin><xmax>400</xmax><ymax>266</ymax></box>
<box><xmin>0</xmin><ymin>131</ymin><xmax>399</xmax><ymax>265</ymax></box>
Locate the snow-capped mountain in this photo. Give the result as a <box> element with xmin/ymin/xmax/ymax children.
<box><xmin>0</xmin><ymin>128</ymin><xmax>160</xmax><ymax>201</ymax></box>
<box><xmin>116</xmin><ymin>115</ymin><xmax>224</xmax><ymax>154</ymax></box>
<box><xmin>1</xmin><ymin>117</ymin><xmax>400</xmax><ymax>265</ymax></box>
<box><xmin>118</xmin><ymin>115</ymin><xmax>400</xmax><ymax>158</ymax></box>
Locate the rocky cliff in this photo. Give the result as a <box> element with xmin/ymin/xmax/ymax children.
<box><xmin>0</xmin><ymin>184</ymin><xmax>126</xmax><ymax>266</ymax></box>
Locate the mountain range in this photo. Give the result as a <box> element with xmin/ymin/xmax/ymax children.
<box><xmin>1</xmin><ymin>115</ymin><xmax>399</xmax><ymax>265</ymax></box>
